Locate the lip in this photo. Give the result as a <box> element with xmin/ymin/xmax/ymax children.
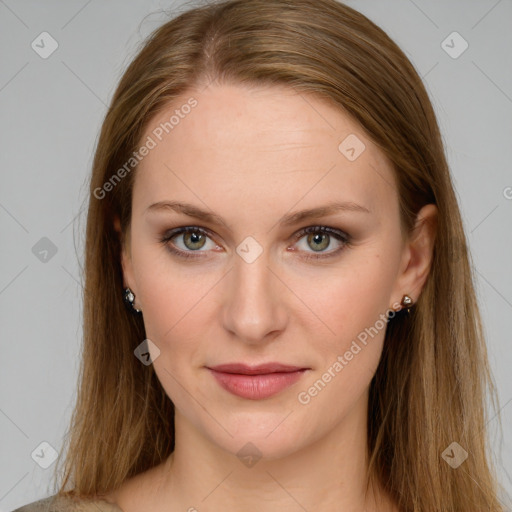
<box><xmin>206</xmin><ymin>363</ymin><xmax>309</xmax><ymax>400</ymax></box>
<box><xmin>208</xmin><ymin>362</ymin><xmax>307</xmax><ymax>375</ymax></box>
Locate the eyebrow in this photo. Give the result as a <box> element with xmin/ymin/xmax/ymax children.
<box><xmin>145</xmin><ymin>200</ymin><xmax>370</xmax><ymax>228</ymax></box>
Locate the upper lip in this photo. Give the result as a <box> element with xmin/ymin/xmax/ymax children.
<box><xmin>207</xmin><ymin>363</ymin><xmax>308</xmax><ymax>375</ymax></box>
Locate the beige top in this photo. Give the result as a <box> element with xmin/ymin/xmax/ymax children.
<box><xmin>11</xmin><ymin>494</ymin><xmax>123</xmax><ymax>512</ymax></box>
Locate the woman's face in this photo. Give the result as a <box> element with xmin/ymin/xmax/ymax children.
<box><xmin>120</xmin><ymin>82</ymin><xmax>424</xmax><ymax>459</ymax></box>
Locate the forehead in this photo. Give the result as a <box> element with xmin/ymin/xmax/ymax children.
<box><xmin>133</xmin><ymin>83</ymin><xmax>397</xmax><ymax>219</ymax></box>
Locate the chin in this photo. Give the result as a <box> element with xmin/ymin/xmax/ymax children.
<box><xmin>202</xmin><ymin>410</ymin><xmax>316</xmax><ymax>463</ymax></box>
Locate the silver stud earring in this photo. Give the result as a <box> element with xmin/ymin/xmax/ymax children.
<box><xmin>123</xmin><ymin>287</ymin><xmax>142</xmax><ymax>314</ymax></box>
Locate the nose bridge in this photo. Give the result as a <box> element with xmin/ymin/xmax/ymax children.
<box><xmin>222</xmin><ymin>245</ymin><xmax>286</xmax><ymax>343</ymax></box>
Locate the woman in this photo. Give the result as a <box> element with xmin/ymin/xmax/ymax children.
<box><xmin>13</xmin><ymin>0</ymin><xmax>508</xmax><ymax>510</ymax></box>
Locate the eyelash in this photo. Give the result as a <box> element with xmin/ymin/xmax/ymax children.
<box><xmin>159</xmin><ymin>225</ymin><xmax>351</xmax><ymax>262</ymax></box>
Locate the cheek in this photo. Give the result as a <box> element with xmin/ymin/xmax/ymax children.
<box><xmin>129</xmin><ymin>236</ymin><xmax>200</xmax><ymax>334</ymax></box>
<box><xmin>302</xmin><ymin>253</ymin><xmax>395</xmax><ymax>340</ymax></box>
<box><xmin>137</xmin><ymin>273</ymin><xmax>205</xmax><ymax>348</ymax></box>
<box><xmin>297</xmin><ymin>253</ymin><xmax>396</xmax><ymax>390</ymax></box>
<box><xmin>132</xmin><ymin>249</ymin><xmax>222</xmax><ymax>376</ymax></box>
<box><xmin>135</xmin><ymin>270</ymin><xmax>210</xmax><ymax>410</ymax></box>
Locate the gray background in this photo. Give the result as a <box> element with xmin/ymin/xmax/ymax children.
<box><xmin>1</xmin><ymin>0</ymin><xmax>511</xmax><ymax>509</ymax></box>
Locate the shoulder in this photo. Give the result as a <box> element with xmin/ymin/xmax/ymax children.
<box><xmin>11</xmin><ymin>493</ymin><xmax>124</xmax><ymax>512</ymax></box>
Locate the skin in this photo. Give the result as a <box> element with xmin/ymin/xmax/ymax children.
<box><xmin>108</xmin><ymin>82</ymin><xmax>437</xmax><ymax>511</ymax></box>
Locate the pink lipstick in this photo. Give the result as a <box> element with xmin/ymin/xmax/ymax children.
<box><xmin>206</xmin><ymin>363</ymin><xmax>309</xmax><ymax>400</ymax></box>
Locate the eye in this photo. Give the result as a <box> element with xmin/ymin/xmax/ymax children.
<box><xmin>160</xmin><ymin>225</ymin><xmax>350</xmax><ymax>261</ymax></box>
<box><xmin>160</xmin><ymin>226</ymin><xmax>217</xmax><ymax>259</ymax></box>
<box><xmin>291</xmin><ymin>226</ymin><xmax>350</xmax><ymax>260</ymax></box>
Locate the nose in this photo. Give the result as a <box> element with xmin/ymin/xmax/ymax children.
<box><xmin>221</xmin><ymin>249</ymin><xmax>288</xmax><ymax>345</ymax></box>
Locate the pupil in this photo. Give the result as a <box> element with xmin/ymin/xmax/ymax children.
<box><xmin>309</xmin><ymin>233</ymin><xmax>328</xmax><ymax>252</ymax></box>
<box><xmin>184</xmin><ymin>231</ymin><xmax>205</xmax><ymax>250</ymax></box>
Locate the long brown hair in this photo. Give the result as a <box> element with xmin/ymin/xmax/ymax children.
<box><xmin>53</xmin><ymin>1</ymin><xmax>508</xmax><ymax>510</ymax></box>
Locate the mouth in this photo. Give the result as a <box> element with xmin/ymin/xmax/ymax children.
<box><xmin>206</xmin><ymin>362</ymin><xmax>310</xmax><ymax>400</ymax></box>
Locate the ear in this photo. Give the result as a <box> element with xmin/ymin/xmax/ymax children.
<box><xmin>113</xmin><ymin>215</ymin><xmax>137</xmax><ymax>295</ymax></box>
<box><xmin>391</xmin><ymin>204</ymin><xmax>438</xmax><ymax>308</ymax></box>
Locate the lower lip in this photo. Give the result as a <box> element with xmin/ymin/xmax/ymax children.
<box><xmin>208</xmin><ymin>369</ymin><xmax>307</xmax><ymax>400</ymax></box>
